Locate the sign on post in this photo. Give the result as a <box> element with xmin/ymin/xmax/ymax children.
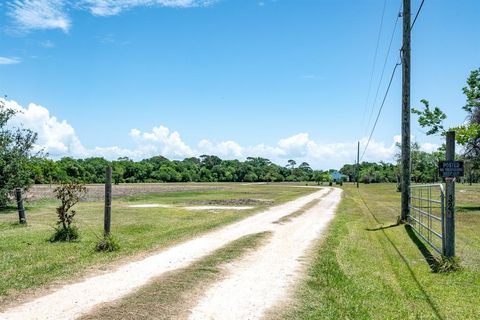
<box><xmin>439</xmin><ymin>161</ymin><xmax>464</xmax><ymax>178</ymax></box>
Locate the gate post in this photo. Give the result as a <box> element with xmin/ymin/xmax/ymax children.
<box><xmin>444</xmin><ymin>131</ymin><xmax>455</xmax><ymax>257</ymax></box>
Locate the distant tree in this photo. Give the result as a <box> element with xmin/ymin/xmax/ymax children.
<box><xmin>0</xmin><ymin>101</ymin><xmax>38</xmax><ymax>207</ymax></box>
<box><xmin>287</xmin><ymin>159</ymin><xmax>297</xmax><ymax>170</ymax></box>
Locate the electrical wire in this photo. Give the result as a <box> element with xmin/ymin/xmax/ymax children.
<box><xmin>411</xmin><ymin>0</ymin><xmax>426</xmax><ymax>31</ymax></box>
<box><xmin>360</xmin><ymin>0</ymin><xmax>388</xmax><ymax>132</ymax></box>
<box><xmin>365</xmin><ymin>4</ymin><xmax>402</xmax><ymax>133</ymax></box>
<box><xmin>360</xmin><ymin>0</ymin><xmax>427</xmax><ymax>162</ymax></box>
<box><xmin>360</xmin><ymin>60</ymin><xmax>401</xmax><ymax>161</ymax></box>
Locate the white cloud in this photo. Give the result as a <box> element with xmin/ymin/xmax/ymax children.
<box><xmin>130</xmin><ymin>125</ymin><xmax>195</xmax><ymax>158</ymax></box>
<box><xmin>419</xmin><ymin>142</ymin><xmax>440</xmax><ymax>153</ymax></box>
<box><xmin>198</xmin><ymin>139</ymin><xmax>243</xmax><ymax>158</ymax></box>
<box><xmin>2</xmin><ymin>98</ymin><xmax>426</xmax><ymax>169</ymax></box>
<box><xmin>81</xmin><ymin>0</ymin><xmax>216</xmax><ymax>16</ymax></box>
<box><xmin>0</xmin><ymin>56</ymin><xmax>21</xmax><ymax>65</ymax></box>
<box><xmin>7</xmin><ymin>0</ymin><xmax>71</xmax><ymax>32</ymax></box>
<box><xmin>5</xmin><ymin>0</ymin><xmax>216</xmax><ymax>32</ymax></box>
<box><xmin>2</xmin><ymin>99</ymin><xmax>87</xmax><ymax>157</ymax></box>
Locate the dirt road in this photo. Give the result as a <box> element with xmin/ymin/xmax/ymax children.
<box><xmin>0</xmin><ymin>187</ymin><xmax>341</xmax><ymax>320</ymax></box>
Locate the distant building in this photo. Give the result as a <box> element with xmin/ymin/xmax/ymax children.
<box><xmin>330</xmin><ymin>171</ymin><xmax>348</xmax><ymax>182</ymax></box>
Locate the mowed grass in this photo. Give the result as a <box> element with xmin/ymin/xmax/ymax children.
<box><xmin>81</xmin><ymin>232</ymin><xmax>271</xmax><ymax>320</ymax></box>
<box><xmin>278</xmin><ymin>183</ymin><xmax>480</xmax><ymax>320</ymax></box>
<box><xmin>0</xmin><ymin>183</ymin><xmax>314</xmax><ymax>304</ymax></box>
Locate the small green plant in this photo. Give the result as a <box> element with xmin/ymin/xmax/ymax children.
<box><xmin>432</xmin><ymin>256</ymin><xmax>461</xmax><ymax>273</ymax></box>
<box><xmin>95</xmin><ymin>234</ymin><xmax>120</xmax><ymax>252</ymax></box>
<box><xmin>51</xmin><ymin>225</ymin><xmax>79</xmax><ymax>242</ymax></box>
<box><xmin>50</xmin><ymin>182</ymin><xmax>87</xmax><ymax>242</ymax></box>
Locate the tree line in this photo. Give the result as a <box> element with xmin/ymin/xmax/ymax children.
<box><xmin>26</xmin><ymin>155</ymin><xmax>334</xmax><ymax>185</ymax></box>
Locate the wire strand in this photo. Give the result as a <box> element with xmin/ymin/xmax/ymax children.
<box><xmin>360</xmin><ymin>0</ymin><xmax>388</xmax><ymax>132</ymax></box>
<box><xmin>365</xmin><ymin>3</ymin><xmax>402</xmax><ymax>133</ymax></box>
<box><xmin>361</xmin><ymin>61</ymin><xmax>401</xmax><ymax>161</ymax></box>
<box><xmin>411</xmin><ymin>0</ymin><xmax>426</xmax><ymax>31</ymax></box>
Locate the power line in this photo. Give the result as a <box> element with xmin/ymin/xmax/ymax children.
<box><xmin>360</xmin><ymin>0</ymin><xmax>426</xmax><ymax>162</ymax></box>
<box><xmin>411</xmin><ymin>0</ymin><xmax>425</xmax><ymax>31</ymax></box>
<box><xmin>360</xmin><ymin>0</ymin><xmax>388</xmax><ymax>132</ymax></box>
<box><xmin>365</xmin><ymin>4</ymin><xmax>402</xmax><ymax>133</ymax></box>
<box><xmin>360</xmin><ymin>60</ymin><xmax>401</xmax><ymax>161</ymax></box>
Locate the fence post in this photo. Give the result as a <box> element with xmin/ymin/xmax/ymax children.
<box><xmin>104</xmin><ymin>166</ymin><xmax>112</xmax><ymax>236</ymax></box>
<box><xmin>15</xmin><ymin>188</ymin><xmax>26</xmax><ymax>224</ymax></box>
<box><xmin>444</xmin><ymin>131</ymin><xmax>456</xmax><ymax>257</ymax></box>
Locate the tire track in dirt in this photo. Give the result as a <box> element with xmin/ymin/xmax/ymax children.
<box><xmin>0</xmin><ymin>188</ymin><xmax>332</xmax><ymax>320</ymax></box>
<box><xmin>189</xmin><ymin>188</ymin><xmax>342</xmax><ymax>320</ymax></box>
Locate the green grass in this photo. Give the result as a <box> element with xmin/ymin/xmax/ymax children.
<box><xmin>81</xmin><ymin>231</ymin><xmax>271</xmax><ymax>320</ymax></box>
<box><xmin>278</xmin><ymin>183</ymin><xmax>480</xmax><ymax>320</ymax></box>
<box><xmin>0</xmin><ymin>183</ymin><xmax>314</xmax><ymax>304</ymax></box>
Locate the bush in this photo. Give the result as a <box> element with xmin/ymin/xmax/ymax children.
<box><xmin>51</xmin><ymin>182</ymin><xmax>86</xmax><ymax>242</ymax></box>
<box><xmin>95</xmin><ymin>234</ymin><xmax>120</xmax><ymax>252</ymax></box>
<box><xmin>50</xmin><ymin>225</ymin><xmax>79</xmax><ymax>242</ymax></box>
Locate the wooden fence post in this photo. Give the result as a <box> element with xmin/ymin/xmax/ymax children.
<box><xmin>15</xmin><ymin>188</ymin><xmax>26</xmax><ymax>224</ymax></box>
<box><xmin>104</xmin><ymin>166</ymin><xmax>112</xmax><ymax>236</ymax></box>
<box><xmin>444</xmin><ymin>131</ymin><xmax>456</xmax><ymax>257</ymax></box>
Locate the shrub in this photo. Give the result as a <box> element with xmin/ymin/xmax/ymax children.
<box><xmin>50</xmin><ymin>182</ymin><xmax>87</xmax><ymax>242</ymax></box>
<box><xmin>95</xmin><ymin>234</ymin><xmax>120</xmax><ymax>252</ymax></box>
<box><xmin>50</xmin><ymin>225</ymin><xmax>79</xmax><ymax>242</ymax></box>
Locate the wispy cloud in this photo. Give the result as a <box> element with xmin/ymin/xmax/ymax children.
<box><xmin>40</xmin><ymin>39</ymin><xmax>55</xmax><ymax>48</ymax></box>
<box><xmin>0</xmin><ymin>56</ymin><xmax>20</xmax><ymax>65</ymax></box>
<box><xmin>7</xmin><ymin>0</ymin><xmax>71</xmax><ymax>33</ymax></box>
<box><xmin>300</xmin><ymin>74</ymin><xmax>323</xmax><ymax>80</ymax></box>
<box><xmin>80</xmin><ymin>0</ymin><xmax>217</xmax><ymax>17</ymax></box>
<box><xmin>5</xmin><ymin>0</ymin><xmax>217</xmax><ymax>33</ymax></box>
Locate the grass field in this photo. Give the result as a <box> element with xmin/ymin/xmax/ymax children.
<box><xmin>277</xmin><ymin>183</ymin><xmax>480</xmax><ymax>320</ymax></box>
<box><xmin>0</xmin><ymin>183</ymin><xmax>315</xmax><ymax>305</ymax></box>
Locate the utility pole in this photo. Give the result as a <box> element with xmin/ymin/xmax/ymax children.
<box><xmin>401</xmin><ymin>0</ymin><xmax>411</xmax><ymax>222</ymax></box>
<box><xmin>357</xmin><ymin>141</ymin><xmax>360</xmax><ymax>188</ymax></box>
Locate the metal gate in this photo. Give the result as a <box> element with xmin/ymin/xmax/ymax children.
<box><xmin>409</xmin><ymin>184</ymin><xmax>445</xmax><ymax>255</ymax></box>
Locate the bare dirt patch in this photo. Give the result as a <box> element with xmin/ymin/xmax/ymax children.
<box><xmin>184</xmin><ymin>206</ymin><xmax>254</xmax><ymax>211</ymax></box>
<box><xmin>126</xmin><ymin>204</ymin><xmax>172</xmax><ymax>208</ymax></box>
<box><xmin>187</xmin><ymin>198</ymin><xmax>273</xmax><ymax>206</ymax></box>
<box><xmin>26</xmin><ymin>184</ymin><xmax>227</xmax><ymax>202</ymax></box>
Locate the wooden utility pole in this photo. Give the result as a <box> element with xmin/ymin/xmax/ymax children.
<box><xmin>15</xmin><ymin>188</ymin><xmax>26</xmax><ymax>224</ymax></box>
<box><xmin>357</xmin><ymin>141</ymin><xmax>360</xmax><ymax>188</ymax></box>
<box><xmin>401</xmin><ymin>0</ymin><xmax>411</xmax><ymax>222</ymax></box>
<box><xmin>444</xmin><ymin>131</ymin><xmax>456</xmax><ymax>257</ymax></box>
<box><xmin>104</xmin><ymin>166</ymin><xmax>112</xmax><ymax>236</ymax></box>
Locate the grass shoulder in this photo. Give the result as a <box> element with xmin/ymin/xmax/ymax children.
<box><xmin>276</xmin><ymin>183</ymin><xmax>480</xmax><ymax>320</ymax></box>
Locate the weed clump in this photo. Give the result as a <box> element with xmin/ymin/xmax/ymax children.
<box><xmin>50</xmin><ymin>225</ymin><xmax>80</xmax><ymax>242</ymax></box>
<box><xmin>433</xmin><ymin>256</ymin><xmax>461</xmax><ymax>273</ymax></box>
<box><xmin>95</xmin><ymin>234</ymin><xmax>120</xmax><ymax>252</ymax></box>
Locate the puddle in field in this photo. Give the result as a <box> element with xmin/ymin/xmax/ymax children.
<box><xmin>184</xmin><ymin>206</ymin><xmax>254</xmax><ymax>211</ymax></box>
<box><xmin>127</xmin><ymin>204</ymin><xmax>172</xmax><ymax>208</ymax></box>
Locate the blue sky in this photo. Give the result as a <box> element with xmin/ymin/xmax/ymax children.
<box><xmin>1</xmin><ymin>0</ymin><xmax>479</xmax><ymax>169</ymax></box>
